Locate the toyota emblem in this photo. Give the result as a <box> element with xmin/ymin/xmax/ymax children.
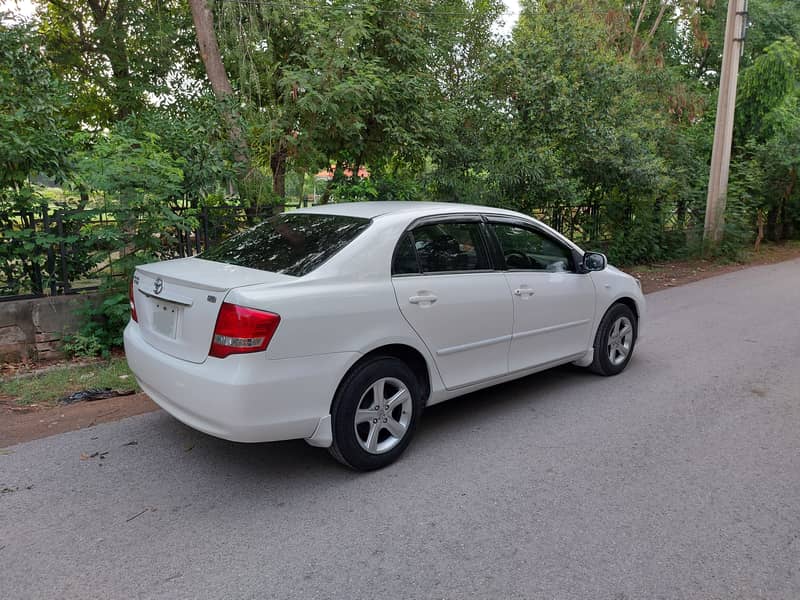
<box><xmin>153</xmin><ymin>278</ymin><xmax>164</xmax><ymax>295</ymax></box>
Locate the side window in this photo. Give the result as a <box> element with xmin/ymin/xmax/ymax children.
<box><xmin>492</xmin><ymin>223</ymin><xmax>574</xmax><ymax>272</ymax></box>
<box><xmin>392</xmin><ymin>233</ymin><xmax>420</xmax><ymax>275</ymax></box>
<box><xmin>411</xmin><ymin>222</ymin><xmax>490</xmax><ymax>273</ymax></box>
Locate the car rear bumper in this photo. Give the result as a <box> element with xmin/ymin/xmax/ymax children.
<box><xmin>124</xmin><ymin>322</ymin><xmax>356</xmax><ymax>443</ymax></box>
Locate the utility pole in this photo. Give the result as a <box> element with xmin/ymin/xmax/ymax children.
<box><xmin>704</xmin><ymin>0</ymin><xmax>748</xmax><ymax>245</ymax></box>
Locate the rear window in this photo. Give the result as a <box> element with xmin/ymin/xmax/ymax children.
<box><xmin>201</xmin><ymin>213</ymin><xmax>371</xmax><ymax>277</ymax></box>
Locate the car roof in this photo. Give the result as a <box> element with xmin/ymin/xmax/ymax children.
<box><xmin>292</xmin><ymin>201</ymin><xmax>523</xmax><ymax>220</ymax></box>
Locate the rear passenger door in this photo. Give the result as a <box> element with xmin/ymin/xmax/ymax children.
<box><xmin>391</xmin><ymin>217</ymin><xmax>513</xmax><ymax>390</ymax></box>
<box><xmin>488</xmin><ymin>220</ymin><xmax>596</xmax><ymax>372</ymax></box>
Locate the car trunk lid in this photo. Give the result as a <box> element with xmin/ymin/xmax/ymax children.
<box><xmin>133</xmin><ymin>258</ymin><xmax>293</xmax><ymax>363</ymax></box>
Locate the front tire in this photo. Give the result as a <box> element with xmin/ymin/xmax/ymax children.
<box><xmin>589</xmin><ymin>303</ymin><xmax>637</xmax><ymax>376</ymax></box>
<box><xmin>329</xmin><ymin>357</ymin><xmax>423</xmax><ymax>471</ymax></box>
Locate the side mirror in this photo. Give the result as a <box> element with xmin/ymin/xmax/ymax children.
<box><xmin>583</xmin><ymin>252</ymin><xmax>607</xmax><ymax>272</ymax></box>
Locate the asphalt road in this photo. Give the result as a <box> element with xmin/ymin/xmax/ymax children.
<box><xmin>2</xmin><ymin>259</ymin><xmax>800</xmax><ymax>600</ymax></box>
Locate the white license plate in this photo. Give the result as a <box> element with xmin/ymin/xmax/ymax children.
<box><xmin>152</xmin><ymin>301</ymin><xmax>179</xmax><ymax>338</ymax></box>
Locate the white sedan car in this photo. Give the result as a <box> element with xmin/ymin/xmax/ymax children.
<box><xmin>124</xmin><ymin>202</ymin><xmax>644</xmax><ymax>470</ymax></box>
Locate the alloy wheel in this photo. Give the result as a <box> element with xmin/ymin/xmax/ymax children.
<box><xmin>353</xmin><ymin>377</ymin><xmax>413</xmax><ymax>454</ymax></box>
<box><xmin>607</xmin><ymin>316</ymin><xmax>633</xmax><ymax>366</ymax></box>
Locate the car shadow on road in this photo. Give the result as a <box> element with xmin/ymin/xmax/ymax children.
<box><xmin>417</xmin><ymin>364</ymin><xmax>595</xmax><ymax>435</ymax></box>
<box><xmin>136</xmin><ymin>363</ymin><xmax>603</xmax><ymax>487</ymax></box>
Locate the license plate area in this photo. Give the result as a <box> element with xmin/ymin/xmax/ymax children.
<box><xmin>152</xmin><ymin>300</ymin><xmax>180</xmax><ymax>339</ymax></box>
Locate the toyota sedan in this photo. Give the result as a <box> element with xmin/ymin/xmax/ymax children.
<box><xmin>124</xmin><ymin>202</ymin><xmax>645</xmax><ymax>470</ymax></box>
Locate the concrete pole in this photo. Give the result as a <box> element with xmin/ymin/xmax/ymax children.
<box><xmin>704</xmin><ymin>0</ymin><xmax>746</xmax><ymax>245</ymax></box>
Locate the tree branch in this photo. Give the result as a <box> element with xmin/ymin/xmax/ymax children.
<box><xmin>639</xmin><ymin>0</ymin><xmax>669</xmax><ymax>56</ymax></box>
<box><xmin>629</xmin><ymin>0</ymin><xmax>648</xmax><ymax>58</ymax></box>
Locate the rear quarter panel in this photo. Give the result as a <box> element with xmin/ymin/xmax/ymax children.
<box><xmin>224</xmin><ymin>213</ymin><xmax>447</xmax><ymax>398</ymax></box>
<box><xmin>227</xmin><ymin>279</ymin><xmax>427</xmax><ymax>359</ymax></box>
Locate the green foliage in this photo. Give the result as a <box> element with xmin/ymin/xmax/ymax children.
<box><xmin>329</xmin><ymin>176</ymin><xmax>379</xmax><ymax>203</ymax></box>
<box><xmin>64</xmin><ymin>283</ymin><xmax>130</xmax><ymax>358</ymax></box>
<box><xmin>75</xmin><ymin>128</ymin><xmax>185</xmax><ymax>208</ymax></box>
<box><xmin>62</xmin><ymin>328</ymin><xmax>106</xmax><ymax>359</ymax></box>
<box><xmin>429</xmin><ymin>0</ymin><xmax>698</xmax><ymax>261</ymax></box>
<box><xmin>1</xmin><ymin>0</ymin><xmax>800</xmax><ymax>301</ymax></box>
<box><xmin>372</xmin><ymin>169</ymin><xmax>427</xmax><ymax>202</ymax></box>
<box><xmin>0</xmin><ymin>21</ymin><xmax>72</xmax><ymax>190</ymax></box>
<box><xmin>0</xmin><ymin>357</ymin><xmax>137</xmax><ymax>405</ymax></box>
<box><xmin>0</xmin><ymin>20</ymin><xmax>74</xmax><ymax>294</ymax></box>
<box><xmin>732</xmin><ymin>38</ymin><xmax>800</xmax><ymax>242</ymax></box>
<box><xmin>737</xmin><ymin>38</ymin><xmax>800</xmax><ymax>144</ymax></box>
<box><xmin>35</xmin><ymin>0</ymin><xmax>199</xmax><ymax>126</ymax></box>
<box><xmin>288</xmin><ymin>1</ymin><xmax>442</xmax><ymax>176</ymax></box>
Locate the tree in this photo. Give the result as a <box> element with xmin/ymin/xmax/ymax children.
<box><xmin>0</xmin><ymin>19</ymin><xmax>73</xmax><ymax>293</ymax></box>
<box><xmin>0</xmin><ymin>20</ymin><xmax>71</xmax><ymax>191</ymax></box>
<box><xmin>35</xmin><ymin>0</ymin><xmax>197</xmax><ymax>126</ymax></box>
<box><xmin>212</xmin><ymin>0</ymin><xmax>310</xmax><ymax>200</ymax></box>
<box><xmin>733</xmin><ymin>38</ymin><xmax>800</xmax><ymax>242</ymax></box>
<box><xmin>285</xmin><ymin>2</ymin><xmax>443</xmax><ymax>179</ymax></box>
<box><xmin>214</xmin><ymin>0</ymin><xmax>466</xmax><ymax>202</ymax></box>
<box><xmin>188</xmin><ymin>0</ymin><xmax>262</xmax><ymax>205</ymax></box>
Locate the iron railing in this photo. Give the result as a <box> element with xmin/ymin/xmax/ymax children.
<box><xmin>0</xmin><ymin>201</ymin><xmax>699</xmax><ymax>301</ymax></box>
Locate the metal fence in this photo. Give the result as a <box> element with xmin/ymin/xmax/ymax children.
<box><xmin>0</xmin><ymin>204</ymin><xmax>279</xmax><ymax>301</ymax></box>
<box><xmin>530</xmin><ymin>202</ymin><xmax>700</xmax><ymax>245</ymax></box>
<box><xmin>0</xmin><ymin>201</ymin><xmax>699</xmax><ymax>301</ymax></box>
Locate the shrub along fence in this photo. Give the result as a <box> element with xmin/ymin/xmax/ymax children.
<box><xmin>0</xmin><ymin>204</ymin><xmax>279</xmax><ymax>301</ymax></box>
<box><xmin>1</xmin><ymin>201</ymin><xmax>702</xmax><ymax>302</ymax></box>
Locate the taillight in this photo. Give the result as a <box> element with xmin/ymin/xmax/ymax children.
<box><xmin>209</xmin><ymin>302</ymin><xmax>280</xmax><ymax>358</ymax></box>
<box><xmin>129</xmin><ymin>277</ymin><xmax>138</xmax><ymax>322</ymax></box>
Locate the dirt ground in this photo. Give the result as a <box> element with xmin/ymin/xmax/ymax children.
<box><xmin>3</xmin><ymin>242</ymin><xmax>800</xmax><ymax>448</ymax></box>
<box><xmin>0</xmin><ymin>393</ymin><xmax>157</xmax><ymax>448</ymax></box>
<box><xmin>631</xmin><ymin>242</ymin><xmax>800</xmax><ymax>294</ymax></box>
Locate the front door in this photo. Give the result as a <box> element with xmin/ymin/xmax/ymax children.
<box><xmin>392</xmin><ymin>219</ymin><xmax>513</xmax><ymax>390</ymax></box>
<box><xmin>489</xmin><ymin>221</ymin><xmax>596</xmax><ymax>372</ymax></box>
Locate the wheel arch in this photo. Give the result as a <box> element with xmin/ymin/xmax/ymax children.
<box><xmin>612</xmin><ymin>296</ymin><xmax>640</xmax><ymax>322</ymax></box>
<box><xmin>333</xmin><ymin>343</ymin><xmax>433</xmax><ymax>411</ymax></box>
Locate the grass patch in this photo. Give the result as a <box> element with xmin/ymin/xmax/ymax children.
<box><xmin>0</xmin><ymin>357</ymin><xmax>138</xmax><ymax>406</ymax></box>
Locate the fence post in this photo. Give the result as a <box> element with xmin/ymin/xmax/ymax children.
<box><xmin>194</xmin><ymin>210</ymin><xmax>201</xmax><ymax>254</ymax></box>
<box><xmin>56</xmin><ymin>211</ymin><xmax>70</xmax><ymax>294</ymax></box>
<box><xmin>29</xmin><ymin>211</ymin><xmax>44</xmax><ymax>296</ymax></box>
<box><xmin>42</xmin><ymin>206</ymin><xmax>57</xmax><ymax>295</ymax></box>
<box><xmin>177</xmin><ymin>227</ymin><xmax>185</xmax><ymax>258</ymax></box>
<box><xmin>202</xmin><ymin>206</ymin><xmax>209</xmax><ymax>251</ymax></box>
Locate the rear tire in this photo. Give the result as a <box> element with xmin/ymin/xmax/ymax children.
<box><xmin>589</xmin><ymin>303</ymin><xmax>637</xmax><ymax>376</ymax></box>
<box><xmin>329</xmin><ymin>357</ymin><xmax>423</xmax><ymax>471</ymax></box>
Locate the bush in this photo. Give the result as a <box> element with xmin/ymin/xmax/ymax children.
<box><xmin>63</xmin><ymin>286</ymin><xmax>130</xmax><ymax>358</ymax></box>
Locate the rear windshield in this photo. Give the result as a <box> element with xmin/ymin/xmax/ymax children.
<box><xmin>201</xmin><ymin>213</ymin><xmax>371</xmax><ymax>277</ymax></box>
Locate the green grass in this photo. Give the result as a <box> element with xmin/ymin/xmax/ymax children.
<box><xmin>0</xmin><ymin>357</ymin><xmax>138</xmax><ymax>406</ymax></box>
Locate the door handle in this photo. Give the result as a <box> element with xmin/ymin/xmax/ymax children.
<box><xmin>409</xmin><ymin>294</ymin><xmax>438</xmax><ymax>305</ymax></box>
<box><xmin>513</xmin><ymin>288</ymin><xmax>535</xmax><ymax>297</ymax></box>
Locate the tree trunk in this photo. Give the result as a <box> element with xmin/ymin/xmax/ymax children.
<box><xmin>85</xmin><ymin>0</ymin><xmax>136</xmax><ymax>119</ymax></box>
<box><xmin>781</xmin><ymin>168</ymin><xmax>797</xmax><ymax>240</ymax></box>
<box><xmin>676</xmin><ymin>198</ymin><xmax>686</xmax><ymax>228</ymax></box>
<box><xmin>754</xmin><ymin>208</ymin><xmax>764</xmax><ymax>252</ymax></box>
<box><xmin>109</xmin><ymin>0</ymin><xmax>134</xmax><ymax>119</ymax></box>
<box><xmin>779</xmin><ymin>199</ymin><xmax>789</xmax><ymax>242</ymax></box>
<box><xmin>639</xmin><ymin>1</ymin><xmax>668</xmax><ymax>57</ymax></box>
<box><xmin>78</xmin><ymin>188</ymin><xmax>90</xmax><ymax>210</ymax></box>
<box><xmin>319</xmin><ymin>161</ymin><xmax>341</xmax><ymax>205</ymax></box>
<box><xmin>629</xmin><ymin>0</ymin><xmax>649</xmax><ymax>58</ymax></box>
<box><xmin>270</xmin><ymin>143</ymin><xmax>287</xmax><ymax>198</ymax></box>
<box><xmin>296</xmin><ymin>168</ymin><xmax>306</xmax><ymax>207</ymax></box>
<box><xmin>188</xmin><ymin>0</ymin><xmax>257</xmax><ymax>196</ymax></box>
<box><xmin>319</xmin><ymin>181</ymin><xmax>333</xmax><ymax>205</ymax></box>
<box><xmin>766</xmin><ymin>207</ymin><xmax>779</xmax><ymax>242</ymax></box>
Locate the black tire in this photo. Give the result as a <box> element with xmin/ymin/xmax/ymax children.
<box><xmin>589</xmin><ymin>303</ymin><xmax>638</xmax><ymax>376</ymax></box>
<box><xmin>328</xmin><ymin>356</ymin><xmax>424</xmax><ymax>471</ymax></box>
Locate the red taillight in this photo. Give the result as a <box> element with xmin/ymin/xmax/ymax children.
<box><xmin>129</xmin><ymin>277</ymin><xmax>138</xmax><ymax>322</ymax></box>
<box><xmin>209</xmin><ymin>302</ymin><xmax>280</xmax><ymax>358</ymax></box>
